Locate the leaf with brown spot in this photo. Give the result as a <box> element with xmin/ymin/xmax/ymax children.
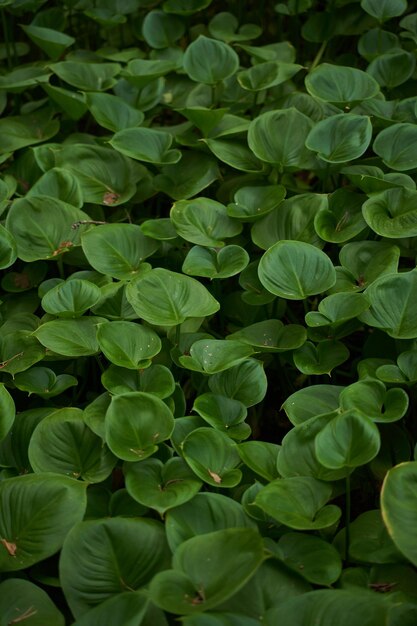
<box><xmin>1</xmin><ymin>538</ymin><xmax>17</xmax><ymax>556</ymax></box>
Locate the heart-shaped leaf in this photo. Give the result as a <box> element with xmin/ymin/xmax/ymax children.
<box><xmin>101</xmin><ymin>363</ymin><xmax>175</xmax><ymax>397</ymax></box>
<box><xmin>182</xmin><ymin>427</ymin><xmax>242</xmax><ymax>487</ymax></box>
<box><xmin>306</xmin><ymin>114</ymin><xmax>372</xmax><ymax>163</ymax></box>
<box><xmin>97</xmin><ymin>321</ymin><xmax>161</xmax><ymax>369</ymax></box>
<box><xmin>362</xmin><ymin>188</ymin><xmax>417</xmax><ymax>238</ymax></box>
<box><xmin>149</xmin><ymin>528</ymin><xmax>264</xmax><ymax>614</ymax></box>
<box><xmin>171</xmin><ymin>197</ymin><xmax>242</xmax><ymax>247</ymax></box>
<box><xmin>110</xmin><ymin>128</ymin><xmax>182</xmax><ymax>165</ymax></box>
<box><xmin>183</xmin><ymin>245</ymin><xmax>250</xmax><ymax>279</ymax></box>
<box><xmin>126</xmin><ymin>268</ymin><xmax>220</xmax><ymax>326</ymax></box>
<box><xmin>293</xmin><ymin>340</ymin><xmax>349</xmax><ymax>375</ymax></box>
<box><xmin>0</xmin><ymin>473</ymin><xmax>87</xmax><ymax>571</ymax></box>
<box><xmin>41</xmin><ymin>279</ymin><xmax>101</xmax><ymax>317</ymax></box>
<box><xmin>34</xmin><ymin>317</ymin><xmax>101</xmax><ymax>356</ymax></box>
<box><xmin>183</xmin><ymin>35</ymin><xmax>239</xmax><ymax>84</ymax></box>
<box><xmin>105</xmin><ymin>392</ymin><xmax>175</xmax><ymax>461</ymax></box>
<box><xmin>305</xmin><ymin>63</ymin><xmax>380</xmax><ymax>105</ymax></box>
<box><xmin>340</xmin><ymin>380</ymin><xmax>409</xmax><ymax>423</ymax></box>
<box><xmin>13</xmin><ymin>367</ymin><xmax>77</xmax><ymax>398</ymax></box>
<box><xmin>282</xmin><ymin>385</ymin><xmax>344</xmax><ymax>425</ymax></box>
<box><xmin>125</xmin><ymin>457</ymin><xmax>202</xmax><ymax>514</ymax></box>
<box><xmin>373</xmin><ymin>123</ymin><xmax>417</xmax><ymax>171</ymax></box>
<box><xmin>179</xmin><ymin>339</ymin><xmax>254</xmax><ymax>374</ymax></box>
<box><xmin>258</xmin><ymin>241</ymin><xmax>336</xmax><ymax>299</ymax></box>
<box><xmin>255</xmin><ymin>476</ymin><xmax>341</xmax><ymax>529</ymax></box>
<box><xmin>227</xmin><ymin>185</ymin><xmax>286</xmax><ymax>221</ymax></box>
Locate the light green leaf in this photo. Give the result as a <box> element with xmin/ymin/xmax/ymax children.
<box><xmin>183</xmin><ymin>35</ymin><xmax>239</xmax><ymax>84</ymax></box>
<box><xmin>34</xmin><ymin>317</ymin><xmax>101</xmax><ymax>356</ymax></box>
<box><xmin>41</xmin><ymin>279</ymin><xmax>101</xmax><ymax>318</ymax></box>
<box><xmin>110</xmin><ymin>127</ymin><xmax>182</xmax><ymax>165</ymax></box>
<box><xmin>171</xmin><ymin>197</ymin><xmax>242</xmax><ymax>247</ymax></box>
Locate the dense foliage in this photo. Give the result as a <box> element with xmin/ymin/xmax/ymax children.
<box><xmin>1</xmin><ymin>0</ymin><xmax>417</xmax><ymax>623</ymax></box>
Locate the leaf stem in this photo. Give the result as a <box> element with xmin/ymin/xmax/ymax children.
<box><xmin>310</xmin><ymin>40</ymin><xmax>327</xmax><ymax>72</ymax></box>
<box><xmin>175</xmin><ymin>324</ymin><xmax>181</xmax><ymax>347</ymax></box>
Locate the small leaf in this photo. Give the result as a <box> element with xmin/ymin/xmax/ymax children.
<box><xmin>97</xmin><ymin>321</ymin><xmax>161</xmax><ymax>369</ymax></box>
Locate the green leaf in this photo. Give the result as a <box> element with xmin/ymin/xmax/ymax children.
<box><xmin>362</xmin><ymin>188</ymin><xmax>417</xmax><ymax>238</ymax></box>
<box><xmin>110</xmin><ymin>127</ymin><xmax>182</xmax><ymax>165</ymax></box>
<box><xmin>340</xmin><ymin>380</ymin><xmax>409</xmax><ymax>422</ymax></box>
<box><xmin>126</xmin><ymin>268</ymin><xmax>220</xmax><ymax>326</ymax></box>
<box><xmin>293</xmin><ymin>340</ymin><xmax>349</xmax><ymax>375</ymax></box>
<box><xmin>314</xmin><ymin>189</ymin><xmax>367</xmax><ymax>243</ymax></box>
<box><xmin>228</xmin><ymin>319</ymin><xmax>307</xmax><ymax>352</ymax></box>
<box><xmin>171</xmin><ymin>197</ymin><xmax>242</xmax><ymax>246</ymax></box>
<box><xmin>0</xmin><ymin>225</ymin><xmax>17</xmax><ymax>270</ymax></box>
<box><xmin>122</xmin><ymin>58</ymin><xmax>178</xmax><ymax>87</ymax></box>
<box><xmin>305</xmin><ymin>114</ymin><xmax>372</xmax><ymax>163</ymax></box>
<box><xmin>258</xmin><ymin>240</ymin><xmax>336</xmax><ymax>299</ymax></box>
<box><xmin>282</xmin><ymin>385</ymin><xmax>344</xmax><ymax>425</ymax></box>
<box><xmin>361</xmin><ymin>0</ymin><xmax>407</xmax><ymax>22</ymax></box>
<box><xmin>381</xmin><ymin>462</ymin><xmax>417</xmax><ymax>567</ymax></box>
<box><xmin>183</xmin><ymin>35</ymin><xmax>239</xmax><ymax>84</ymax></box>
<box><xmin>248</xmin><ymin>108</ymin><xmax>315</xmax><ymax>169</ymax></box>
<box><xmin>13</xmin><ymin>367</ymin><xmax>77</xmax><ymax>398</ymax></box>
<box><xmin>238</xmin><ymin>61</ymin><xmax>302</xmax><ymax>91</ymax></box>
<box><xmin>360</xmin><ymin>270</ymin><xmax>417</xmax><ymax>338</ymax></box>
<box><xmin>255</xmin><ymin>476</ymin><xmax>341</xmax><ymax>529</ymax></box>
<box><xmin>21</xmin><ymin>24</ymin><xmax>75</xmax><ymax>59</ymax></box>
<box><xmin>251</xmin><ymin>193</ymin><xmax>326</xmax><ymax>250</ymax></box>
<box><xmin>102</xmin><ymin>364</ymin><xmax>175</xmax><ymax>398</ymax></box>
<box><xmin>208</xmin><ymin>359</ymin><xmax>267</xmax><ymax>407</ymax></box>
<box><xmin>276</xmin><ymin>533</ymin><xmax>342</xmax><ymax>585</ymax></box>
<box><xmin>0</xmin><ymin>384</ymin><xmax>15</xmax><ymax>442</ymax></box>
<box><xmin>105</xmin><ymin>392</ymin><xmax>175</xmax><ymax>461</ymax></box>
<box><xmin>182</xmin><ymin>427</ymin><xmax>242</xmax><ymax>487</ymax></box>
<box><xmin>125</xmin><ymin>457</ymin><xmax>202</xmax><ymax>514</ymax></box>
<box><xmin>28</xmin><ymin>408</ymin><xmax>116</xmax><ymax>482</ymax></box>
<box><xmin>193</xmin><ymin>392</ymin><xmax>248</xmax><ymax>438</ymax></box>
<box><xmin>60</xmin><ymin>517</ymin><xmax>170</xmax><ymax>618</ymax></box>
<box><xmin>265</xmin><ymin>589</ymin><xmax>387</xmax><ymax>626</ymax></box>
<box><xmin>227</xmin><ymin>185</ymin><xmax>286</xmax><ymax>221</ymax></box>
<box><xmin>237</xmin><ymin>441</ymin><xmax>280</xmax><ymax>481</ymax></box>
<box><xmin>0</xmin><ymin>109</ymin><xmax>59</xmax><ymax>156</ymax></box>
<box><xmin>0</xmin><ymin>474</ymin><xmax>87</xmax><ymax>571</ymax></box>
<box><xmin>0</xmin><ymin>578</ymin><xmax>65</xmax><ymax>626</ymax></box>
<box><xmin>165</xmin><ymin>492</ymin><xmax>256</xmax><ymax>552</ymax></box>
<box><xmin>42</xmin><ymin>84</ymin><xmax>88</xmax><ymax>120</ymax></box>
<box><xmin>34</xmin><ymin>317</ymin><xmax>101</xmax><ymax>357</ymax></box>
<box><xmin>81</xmin><ymin>224</ymin><xmax>158</xmax><ymax>280</ymax></box>
<box><xmin>41</xmin><ymin>279</ymin><xmax>101</xmax><ymax>318</ymax></box>
<box><xmin>0</xmin><ymin>331</ymin><xmax>45</xmax><ymax>376</ymax></box>
<box><xmin>97</xmin><ymin>321</ymin><xmax>161</xmax><ymax>369</ymax></box>
<box><xmin>142</xmin><ymin>10</ymin><xmax>185</xmax><ymax>48</ymax></box>
<box><xmin>72</xmin><ymin>592</ymin><xmax>148</xmax><ymax>626</ymax></box>
<box><xmin>315</xmin><ymin>410</ymin><xmax>381</xmax><ymax>469</ymax></box>
<box><xmin>27</xmin><ymin>167</ymin><xmax>83</xmax><ymax>207</ymax></box>
<box><xmin>6</xmin><ymin>196</ymin><xmax>88</xmax><ymax>262</ymax></box>
<box><xmin>183</xmin><ymin>245</ymin><xmax>249</xmax><ymax>279</ymax></box>
<box><xmin>208</xmin><ymin>12</ymin><xmax>262</xmax><ymax>43</ymax></box>
<box><xmin>373</xmin><ymin>123</ymin><xmax>417</xmax><ymax>171</ymax></box>
<box><xmin>179</xmin><ymin>339</ymin><xmax>254</xmax><ymax>374</ymax></box>
<box><xmin>49</xmin><ymin>61</ymin><xmax>120</xmax><ymax>91</ymax></box>
<box><xmin>367</xmin><ymin>50</ymin><xmax>416</xmax><ymax>88</ymax></box>
<box><xmin>305</xmin><ymin>63</ymin><xmax>380</xmax><ymax>105</ymax></box>
<box><xmin>149</xmin><ymin>528</ymin><xmax>264</xmax><ymax>614</ymax></box>
<box><xmin>305</xmin><ymin>292</ymin><xmax>370</xmax><ymax>327</ymax></box>
<box><xmin>154</xmin><ymin>151</ymin><xmax>220</xmax><ymax>200</ymax></box>
<box><xmin>85</xmin><ymin>92</ymin><xmax>144</xmax><ymax>132</ymax></box>
<box><xmin>204</xmin><ymin>138</ymin><xmax>265</xmax><ymax>173</ymax></box>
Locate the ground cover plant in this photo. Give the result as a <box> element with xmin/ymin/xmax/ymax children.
<box><xmin>1</xmin><ymin>0</ymin><xmax>417</xmax><ymax>623</ymax></box>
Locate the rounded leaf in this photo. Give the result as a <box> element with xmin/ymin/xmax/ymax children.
<box><xmin>105</xmin><ymin>392</ymin><xmax>175</xmax><ymax>461</ymax></box>
<box><xmin>305</xmin><ymin>114</ymin><xmax>372</xmax><ymax>163</ymax></box>
<box><xmin>373</xmin><ymin>123</ymin><xmax>417</xmax><ymax>171</ymax></box>
<box><xmin>305</xmin><ymin>63</ymin><xmax>380</xmax><ymax>105</ymax></box>
<box><xmin>183</xmin><ymin>35</ymin><xmax>239</xmax><ymax>84</ymax></box>
<box><xmin>97</xmin><ymin>321</ymin><xmax>161</xmax><ymax>369</ymax></box>
<box><xmin>0</xmin><ymin>578</ymin><xmax>65</xmax><ymax>626</ymax></box>
<box><xmin>41</xmin><ymin>279</ymin><xmax>101</xmax><ymax>318</ymax></box>
<box><xmin>126</xmin><ymin>268</ymin><xmax>220</xmax><ymax>326</ymax></box>
<box><xmin>258</xmin><ymin>240</ymin><xmax>336</xmax><ymax>299</ymax></box>
<box><xmin>276</xmin><ymin>532</ymin><xmax>342</xmax><ymax>585</ymax></box>
<box><xmin>171</xmin><ymin>197</ymin><xmax>242</xmax><ymax>247</ymax></box>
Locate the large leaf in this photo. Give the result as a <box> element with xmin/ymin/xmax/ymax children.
<box><xmin>362</xmin><ymin>187</ymin><xmax>417</xmax><ymax>238</ymax></box>
<box><xmin>179</xmin><ymin>339</ymin><xmax>254</xmax><ymax>374</ymax></box>
<box><xmin>360</xmin><ymin>270</ymin><xmax>417</xmax><ymax>338</ymax></box>
<box><xmin>82</xmin><ymin>223</ymin><xmax>158</xmax><ymax>280</ymax></box>
<box><xmin>182</xmin><ymin>427</ymin><xmax>242</xmax><ymax>487</ymax></box>
<box><xmin>0</xmin><ymin>578</ymin><xmax>65</xmax><ymax>626</ymax></box>
<box><xmin>72</xmin><ymin>592</ymin><xmax>149</xmax><ymax>626</ymax></box>
<box><xmin>126</xmin><ymin>268</ymin><xmax>220</xmax><ymax>326</ymax></box>
<box><xmin>125</xmin><ymin>457</ymin><xmax>202</xmax><ymax>515</ymax></box>
<box><xmin>305</xmin><ymin>114</ymin><xmax>372</xmax><ymax>163</ymax></box>
<box><xmin>248</xmin><ymin>108</ymin><xmax>315</xmax><ymax>170</ymax></box>
<box><xmin>339</xmin><ymin>380</ymin><xmax>409</xmax><ymax>423</ymax></box>
<box><xmin>381</xmin><ymin>461</ymin><xmax>417</xmax><ymax>567</ymax></box>
<box><xmin>183</xmin><ymin>35</ymin><xmax>239</xmax><ymax>84</ymax></box>
<box><xmin>255</xmin><ymin>476</ymin><xmax>341</xmax><ymax>529</ymax></box>
<box><xmin>49</xmin><ymin>61</ymin><xmax>120</xmax><ymax>91</ymax></box>
<box><xmin>361</xmin><ymin>0</ymin><xmax>407</xmax><ymax>22</ymax></box>
<box><xmin>0</xmin><ymin>474</ymin><xmax>87</xmax><ymax>571</ymax></box>
<box><xmin>305</xmin><ymin>63</ymin><xmax>380</xmax><ymax>105</ymax></box>
<box><xmin>0</xmin><ymin>110</ymin><xmax>59</xmax><ymax>155</ymax></box>
<box><xmin>110</xmin><ymin>127</ymin><xmax>182</xmax><ymax>165</ymax></box>
<box><xmin>21</xmin><ymin>24</ymin><xmax>75</xmax><ymax>59</ymax></box>
<box><xmin>97</xmin><ymin>321</ymin><xmax>161</xmax><ymax>369</ymax></box>
<box><xmin>149</xmin><ymin>528</ymin><xmax>264</xmax><ymax>615</ymax></box>
<box><xmin>34</xmin><ymin>318</ymin><xmax>101</xmax><ymax>356</ymax></box>
<box><xmin>85</xmin><ymin>92</ymin><xmax>144</xmax><ymax>132</ymax></box>
<box><xmin>171</xmin><ymin>197</ymin><xmax>242</xmax><ymax>247</ymax></box>
<box><xmin>41</xmin><ymin>279</ymin><xmax>101</xmax><ymax>318</ymax></box>
<box><xmin>208</xmin><ymin>359</ymin><xmax>267</xmax><ymax>407</ymax></box>
<box><xmin>315</xmin><ymin>410</ymin><xmax>381</xmax><ymax>469</ymax></box>
<box><xmin>105</xmin><ymin>392</ymin><xmax>175</xmax><ymax>461</ymax></box>
<box><xmin>5</xmin><ymin>196</ymin><xmax>88</xmax><ymax>261</ymax></box>
<box><xmin>276</xmin><ymin>533</ymin><xmax>342</xmax><ymax>585</ymax></box>
<box><xmin>60</xmin><ymin>517</ymin><xmax>170</xmax><ymax>618</ymax></box>
<box><xmin>258</xmin><ymin>240</ymin><xmax>336</xmax><ymax>299</ymax></box>
<box><xmin>154</xmin><ymin>151</ymin><xmax>220</xmax><ymax>200</ymax></box>
<box><xmin>28</xmin><ymin>408</ymin><xmax>116</xmax><ymax>482</ymax></box>
<box><xmin>373</xmin><ymin>123</ymin><xmax>417</xmax><ymax>171</ymax></box>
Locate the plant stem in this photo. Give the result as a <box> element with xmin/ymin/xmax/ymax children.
<box><xmin>310</xmin><ymin>40</ymin><xmax>327</xmax><ymax>72</ymax></box>
<box><xmin>175</xmin><ymin>324</ymin><xmax>181</xmax><ymax>347</ymax></box>
<box><xmin>345</xmin><ymin>473</ymin><xmax>351</xmax><ymax>564</ymax></box>
<box><xmin>57</xmin><ymin>256</ymin><xmax>65</xmax><ymax>279</ymax></box>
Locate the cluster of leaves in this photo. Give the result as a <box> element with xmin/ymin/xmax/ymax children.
<box><xmin>1</xmin><ymin>0</ymin><xmax>417</xmax><ymax>623</ymax></box>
